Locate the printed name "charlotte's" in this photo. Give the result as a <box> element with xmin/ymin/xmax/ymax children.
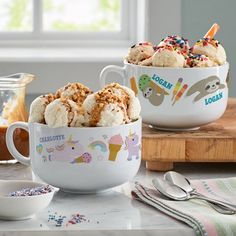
<box><xmin>39</xmin><ymin>135</ymin><xmax>65</xmax><ymax>143</ymax></box>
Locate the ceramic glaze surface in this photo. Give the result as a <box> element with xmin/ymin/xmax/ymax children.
<box><xmin>100</xmin><ymin>63</ymin><xmax>229</xmax><ymax>129</ymax></box>
<box><xmin>6</xmin><ymin>119</ymin><xmax>142</xmax><ymax>193</ymax></box>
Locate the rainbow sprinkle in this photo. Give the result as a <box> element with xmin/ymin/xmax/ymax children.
<box><xmin>161</xmin><ymin>35</ymin><xmax>189</xmax><ymax>49</ymax></box>
<box><xmin>8</xmin><ymin>185</ymin><xmax>53</xmax><ymax>197</ymax></box>
<box><xmin>66</xmin><ymin>213</ymin><xmax>87</xmax><ymax>226</ymax></box>
<box><xmin>47</xmin><ymin>211</ymin><xmax>89</xmax><ymax>227</ymax></box>
<box><xmin>159</xmin><ymin>35</ymin><xmax>190</xmax><ymax>56</ymax></box>
<box><xmin>194</xmin><ymin>38</ymin><xmax>220</xmax><ymax>48</ymax></box>
<box><xmin>186</xmin><ymin>54</ymin><xmax>210</xmax><ymax>67</ymax></box>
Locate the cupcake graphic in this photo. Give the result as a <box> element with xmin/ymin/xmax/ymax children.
<box><xmin>108</xmin><ymin>134</ymin><xmax>123</xmax><ymax>161</ymax></box>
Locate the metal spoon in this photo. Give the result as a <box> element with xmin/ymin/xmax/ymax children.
<box><xmin>152</xmin><ymin>178</ymin><xmax>236</xmax><ymax>214</ymax></box>
<box><xmin>164</xmin><ymin>171</ymin><xmax>236</xmax><ymax>214</ymax></box>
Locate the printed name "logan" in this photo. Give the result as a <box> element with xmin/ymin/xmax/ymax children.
<box><xmin>152</xmin><ymin>74</ymin><xmax>173</xmax><ymax>90</ymax></box>
<box><xmin>204</xmin><ymin>92</ymin><xmax>223</xmax><ymax>106</ymax></box>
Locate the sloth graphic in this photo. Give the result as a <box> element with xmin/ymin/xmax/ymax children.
<box><xmin>186</xmin><ymin>76</ymin><xmax>225</xmax><ymax>102</ymax></box>
<box><xmin>138</xmin><ymin>74</ymin><xmax>169</xmax><ymax>106</ymax></box>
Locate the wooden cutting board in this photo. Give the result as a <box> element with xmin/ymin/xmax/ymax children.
<box><xmin>142</xmin><ymin>98</ymin><xmax>236</xmax><ymax>171</ymax></box>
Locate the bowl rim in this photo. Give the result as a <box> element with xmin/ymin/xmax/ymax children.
<box><xmin>124</xmin><ymin>60</ymin><xmax>229</xmax><ymax>70</ymax></box>
<box><xmin>29</xmin><ymin>117</ymin><xmax>142</xmax><ymax>130</ymax></box>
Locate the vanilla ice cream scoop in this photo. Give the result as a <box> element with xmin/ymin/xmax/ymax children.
<box><xmin>158</xmin><ymin>35</ymin><xmax>190</xmax><ymax>57</ymax></box>
<box><xmin>191</xmin><ymin>38</ymin><xmax>226</xmax><ymax>65</ymax></box>
<box><xmin>55</xmin><ymin>82</ymin><xmax>93</xmax><ymax>105</ymax></box>
<box><xmin>82</xmin><ymin>89</ymin><xmax>128</xmax><ymax>127</ymax></box>
<box><xmin>103</xmin><ymin>83</ymin><xmax>141</xmax><ymax>121</ymax></box>
<box><xmin>44</xmin><ymin>98</ymin><xmax>85</xmax><ymax>128</ymax></box>
<box><xmin>125</xmin><ymin>42</ymin><xmax>155</xmax><ymax>65</ymax></box>
<box><xmin>152</xmin><ymin>45</ymin><xmax>185</xmax><ymax>67</ymax></box>
<box><xmin>28</xmin><ymin>94</ymin><xmax>55</xmax><ymax>123</ymax></box>
<box><xmin>185</xmin><ymin>54</ymin><xmax>217</xmax><ymax>68</ymax></box>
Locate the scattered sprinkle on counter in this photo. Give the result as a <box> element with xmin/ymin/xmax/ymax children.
<box><xmin>8</xmin><ymin>185</ymin><xmax>53</xmax><ymax>197</ymax></box>
<box><xmin>66</xmin><ymin>213</ymin><xmax>87</xmax><ymax>226</ymax></box>
<box><xmin>47</xmin><ymin>211</ymin><xmax>89</xmax><ymax>227</ymax></box>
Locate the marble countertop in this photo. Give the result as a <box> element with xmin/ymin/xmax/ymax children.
<box><xmin>0</xmin><ymin>162</ymin><xmax>236</xmax><ymax>236</ymax></box>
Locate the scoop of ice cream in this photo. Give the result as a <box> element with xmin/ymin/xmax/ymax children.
<box><xmin>28</xmin><ymin>94</ymin><xmax>55</xmax><ymax>123</ymax></box>
<box><xmin>109</xmin><ymin>134</ymin><xmax>123</xmax><ymax>145</ymax></box>
<box><xmin>44</xmin><ymin>98</ymin><xmax>85</xmax><ymax>128</ymax></box>
<box><xmin>125</xmin><ymin>42</ymin><xmax>154</xmax><ymax>65</ymax></box>
<box><xmin>152</xmin><ymin>45</ymin><xmax>185</xmax><ymax>67</ymax></box>
<box><xmin>82</xmin><ymin>89</ymin><xmax>128</xmax><ymax>127</ymax></box>
<box><xmin>55</xmin><ymin>83</ymin><xmax>93</xmax><ymax>105</ymax></box>
<box><xmin>158</xmin><ymin>35</ymin><xmax>190</xmax><ymax>57</ymax></box>
<box><xmin>102</xmin><ymin>83</ymin><xmax>141</xmax><ymax>121</ymax></box>
<box><xmin>185</xmin><ymin>54</ymin><xmax>217</xmax><ymax>68</ymax></box>
<box><xmin>191</xmin><ymin>38</ymin><xmax>226</xmax><ymax>65</ymax></box>
<box><xmin>138</xmin><ymin>57</ymin><xmax>153</xmax><ymax>66</ymax></box>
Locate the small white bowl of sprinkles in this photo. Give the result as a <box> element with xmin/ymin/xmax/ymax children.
<box><xmin>0</xmin><ymin>180</ymin><xmax>55</xmax><ymax>220</ymax></box>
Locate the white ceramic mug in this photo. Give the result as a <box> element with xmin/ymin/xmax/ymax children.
<box><xmin>100</xmin><ymin>62</ymin><xmax>229</xmax><ymax>130</ymax></box>
<box><xmin>6</xmin><ymin>119</ymin><xmax>142</xmax><ymax>193</ymax></box>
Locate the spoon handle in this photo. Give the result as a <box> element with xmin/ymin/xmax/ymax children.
<box><xmin>192</xmin><ymin>192</ymin><xmax>235</xmax><ymax>214</ymax></box>
<box><xmin>191</xmin><ymin>194</ymin><xmax>236</xmax><ymax>213</ymax></box>
<box><xmin>193</xmin><ymin>191</ymin><xmax>236</xmax><ymax>208</ymax></box>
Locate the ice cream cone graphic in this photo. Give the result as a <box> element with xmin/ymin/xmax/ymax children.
<box><xmin>108</xmin><ymin>134</ymin><xmax>123</xmax><ymax>161</ymax></box>
<box><xmin>77</xmin><ymin>156</ymin><xmax>84</xmax><ymax>163</ymax></box>
<box><xmin>71</xmin><ymin>155</ymin><xmax>84</xmax><ymax>164</ymax></box>
<box><xmin>71</xmin><ymin>152</ymin><xmax>92</xmax><ymax>164</ymax></box>
<box><xmin>108</xmin><ymin>144</ymin><xmax>122</xmax><ymax>161</ymax></box>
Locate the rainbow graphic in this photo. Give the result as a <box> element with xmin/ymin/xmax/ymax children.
<box><xmin>88</xmin><ymin>141</ymin><xmax>108</xmax><ymax>153</ymax></box>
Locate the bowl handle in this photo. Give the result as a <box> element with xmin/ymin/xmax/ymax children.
<box><xmin>99</xmin><ymin>65</ymin><xmax>126</xmax><ymax>88</ymax></box>
<box><xmin>6</xmin><ymin>122</ymin><xmax>30</xmax><ymax>166</ymax></box>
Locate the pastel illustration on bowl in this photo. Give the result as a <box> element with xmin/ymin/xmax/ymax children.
<box><xmin>124</xmin><ymin>131</ymin><xmax>140</xmax><ymax>161</ymax></box>
<box><xmin>36</xmin><ymin>144</ymin><xmax>43</xmax><ymax>154</ymax></box>
<box><xmin>45</xmin><ymin>135</ymin><xmax>84</xmax><ymax>163</ymax></box>
<box><xmin>172</xmin><ymin>84</ymin><xmax>188</xmax><ymax>106</ymax></box>
<box><xmin>138</xmin><ymin>74</ymin><xmax>168</xmax><ymax>106</ymax></box>
<box><xmin>88</xmin><ymin>141</ymin><xmax>107</xmax><ymax>153</ymax></box>
<box><xmin>108</xmin><ymin>134</ymin><xmax>123</xmax><ymax>161</ymax></box>
<box><xmin>71</xmin><ymin>152</ymin><xmax>92</xmax><ymax>164</ymax></box>
<box><xmin>186</xmin><ymin>76</ymin><xmax>225</xmax><ymax>102</ymax></box>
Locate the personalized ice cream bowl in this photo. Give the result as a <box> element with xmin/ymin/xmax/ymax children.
<box><xmin>100</xmin><ymin>62</ymin><xmax>229</xmax><ymax>130</ymax></box>
<box><xmin>6</xmin><ymin>118</ymin><xmax>142</xmax><ymax>193</ymax></box>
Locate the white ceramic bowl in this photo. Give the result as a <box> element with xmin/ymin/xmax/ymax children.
<box><xmin>100</xmin><ymin>62</ymin><xmax>229</xmax><ymax>130</ymax></box>
<box><xmin>0</xmin><ymin>180</ymin><xmax>55</xmax><ymax>220</ymax></box>
<box><xmin>6</xmin><ymin>119</ymin><xmax>142</xmax><ymax>193</ymax></box>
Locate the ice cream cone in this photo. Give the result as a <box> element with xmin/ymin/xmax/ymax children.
<box><xmin>74</xmin><ymin>156</ymin><xmax>84</xmax><ymax>164</ymax></box>
<box><xmin>108</xmin><ymin>144</ymin><xmax>122</xmax><ymax>161</ymax></box>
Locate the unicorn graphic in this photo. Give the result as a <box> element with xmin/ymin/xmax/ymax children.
<box><xmin>47</xmin><ymin>135</ymin><xmax>84</xmax><ymax>163</ymax></box>
<box><xmin>124</xmin><ymin>131</ymin><xmax>140</xmax><ymax>161</ymax></box>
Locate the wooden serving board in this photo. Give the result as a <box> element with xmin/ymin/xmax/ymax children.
<box><xmin>142</xmin><ymin>98</ymin><xmax>236</xmax><ymax>171</ymax></box>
